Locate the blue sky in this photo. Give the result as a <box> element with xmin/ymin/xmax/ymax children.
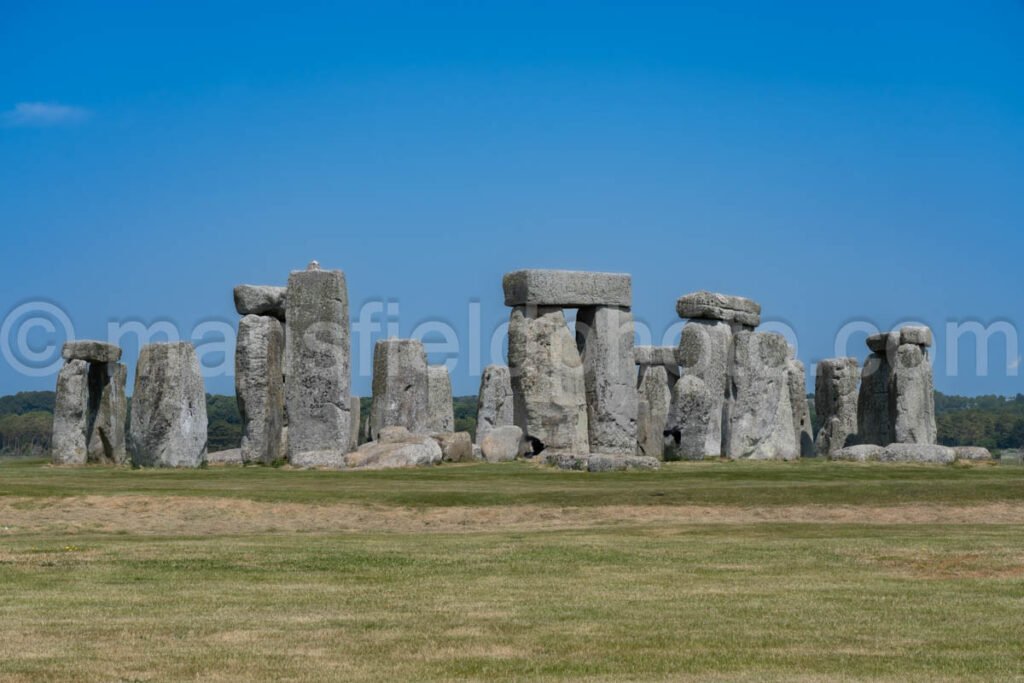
<box><xmin>1</xmin><ymin>1</ymin><xmax>1022</xmax><ymax>398</ymax></box>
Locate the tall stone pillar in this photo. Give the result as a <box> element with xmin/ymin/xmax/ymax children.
<box><xmin>814</xmin><ymin>357</ymin><xmax>859</xmax><ymax>457</ymax></box>
<box><xmin>576</xmin><ymin>305</ymin><xmax>637</xmax><ymax>454</ymax></box>
<box><xmin>285</xmin><ymin>262</ymin><xmax>350</xmax><ymax>466</ymax></box>
<box><xmin>726</xmin><ymin>330</ymin><xmax>797</xmax><ymax>460</ymax></box>
<box><xmin>370</xmin><ymin>338</ymin><xmax>429</xmax><ymax>439</ymax></box>
<box><xmin>676</xmin><ymin>319</ymin><xmax>734</xmax><ymax>457</ymax></box>
<box><xmin>475</xmin><ymin>364</ymin><xmax>514</xmax><ymax>445</ymax></box>
<box><xmin>236</xmin><ymin>314</ymin><xmax>285</xmax><ymax>465</ymax></box>
<box><xmin>636</xmin><ymin>364</ymin><xmax>671</xmax><ymax>459</ymax></box>
<box><xmin>890</xmin><ymin>326</ymin><xmax>936</xmax><ymax>445</ymax></box>
<box><xmin>86</xmin><ymin>361</ymin><xmax>128</xmax><ymax>464</ymax></box>
<box><xmin>785</xmin><ymin>356</ymin><xmax>814</xmax><ymax>457</ymax></box>
<box><xmin>129</xmin><ymin>342</ymin><xmax>208</xmax><ymax>468</ymax></box>
<box><xmin>858</xmin><ymin>333</ymin><xmax>896</xmax><ymax>446</ymax></box>
<box><xmin>52</xmin><ymin>359</ymin><xmax>89</xmax><ymax>465</ymax></box>
<box><xmin>52</xmin><ymin>341</ymin><xmax>126</xmax><ymax>465</ymax></box>
<box><xmin>426</xmin><ymin>365</ymin><xmax>455</xmax><ymax>433</ymax></box>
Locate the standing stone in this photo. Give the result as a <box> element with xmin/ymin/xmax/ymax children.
<box><xmin>636</xmin><ymin>365</ymin><xmax>671</xmax><ymax>459</ymax></box>
<box><xmin>665</xmin><ymin>374</ymin><xmax>714</xmax><ymax>460</ymax></box>
<box><xmin>236</xmin><ymin>314</ymin><xmax>285</xmax><ymax>465</ymax></box>
<box><xmin>727</xmin><ymin>331</ymin><xmax>798</xmax><ymax>460</ymax></box>
<box><xmin>85</xmin><ymin>362</ymin><xmax>128</xmax><ymax>464</ymax></box>
<box><xmin>349</xmin><ymin>397</ymin><xmax>361</xmax><ymax>451</ymax></box>
<box><xmin>575</xmin><ymin>306</ymin><xmax>637</xmax><ymax>455</ymax></box>
<box><xmin>285</xmin><ymin>264</ymin><xmax>351</xmax><ymax>466</ymax></box>
<box><xmin>786</xmin><ymin>359</ymin><xmax>814</xmax><ymax>457</ymax></box>
<box><xmin>508</xmin><ymin>306</ymin><xmax>589</xmax><ymax>454</ymax></box>
<box><xmin>475</xmin><ymin>364</ymin><xmax>514</xmax><ymax>445</ymax></box>
<box><xmin>129</xmin><ymin>342</ymin><xmax>208</xmax><ymax>468</ymax></box>
<box><xmin>676</xmin><ymin>320</ymin><xmax>733</xmax><ymax>457</ymax></box>
<box><xmin>814</xmin><ymin>357</ymin><xmax>860</xmax><ymax>457</ymax></box>
<box><xmin>370</xmin><ymin>339</ymin><xmax>429</xmax><ymax>440</ymax></box>
<box><xmin>426</xmin><ymin>365</ymin><xmax>455</xmax><ymax>433</ymax></box>
<box><xmin>51</xmin><ymin>359</ymin><xmax>89</xmax><ymax>465</ymax></box>
<box><xmin>890</xmin><ymin>343</ymin><xmax>937</xmax><ymax>444</ymax></box>
<box><xmin>858</xmin><ymin>334</ymin><xmax>896</xmax><ymax>446</ymax></box>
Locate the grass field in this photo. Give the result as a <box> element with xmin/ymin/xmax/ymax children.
<box><xmin>2</xmin><ymin>457</ymin><xmax>1023</xmax><ymax>682</ymax></box>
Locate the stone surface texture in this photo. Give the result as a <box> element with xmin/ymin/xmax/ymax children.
<box><xmin>370</xmin><ymin>339</ymin><xmax>430</xmax><ymax>440</ymax></box>
<box><xmin>814</xmin><ymin>357</ymin><xmax>860</xmax><ymax>457</ymax></box>
<box><xmin>51</xmin><ymin>359</ymin><xmax>89</xmax><ymax>465</ymax></box>
<box><xmin>285</xmin><ymin>267</ymin><xmax>351</xmax><ymax>465</ymax></box>
<box><xmin>236</xmin><ymin>314</ymin><xmax>285</xmax><ymax>465</ymax></box>
<box><xmin>676</xmin><ymin>319</ymin><xmax>733</xmax><ymax>457</ymax></box>
<box><xmin>786</xmin><ymin>359</ymin><xmax>814</xmax><ymax>457</ymax></box>
<box><xmin>426</xmin><ymin>365</ymin><xmax>455</xmax><ymax>433</ymax></box>
<box><xmin>636</xmin><ymin>365</ymin><xmax>671</xmax><ymax>459</ymax></box>
<box><xmin>675</xmin><ymin>291</ymin><xmax>761</xmax><ymax>327</ymax></box>
<box><xmin>62</xmin><ymin>340</ymin><xmax>122</xmax><ymax>364</ymax></box>
<box><xmin>508</xmin><ymin>306</ymin><xmax>589</xmax><ymax>454</ymax></box>
<box><xmin>502</xmin><ymin>270</ymin><xmax>631</xmax><ymax>307</ymax></box>
<box><xmin>346</xmin><ymin>427</ymin><xmax>442</xmax><ymax>469</ymax></box>
<box><xmin>547</xmin><ymin>453</ymin><xmax>661</xmax><ymax>472</ymax></box>
<box><xmin>576</xmin><ymin>305</ymin><xmax>637</xmax><ymax>455</ymax></box>
<box><xmin>431</xmin><ymin>431</ymin><xmax>475</xmax><ymax>463</ymax></box>
<box><xmin>233</xmin><ymin>285</ymin><xmax>287</xmax><ymax>320</ymax></box>
<box><xmin>858</xmin><ymin>350</ymin><xmax>894</xmax><ymax>446</ymax></box>
<box><xmin>665</xmin><ymin>374</ymin><xmax>713</xmax><ymax>460</ymax></box>
<box><xmin>480</xmin><ymin>425</ymin><xmax>524</xmax><ymax>463</ymax></box>
<box><xmin>890</xmin><ymin>343</ymin><xmax>937</xmax><ymax>445</ymax></box>
<box><xmin>727</xmin><ymin>331</ymin><xmax>798</xmax><ymax>460</ymax></box>
<box><xmin>474</xmin><ymin>365</ymin><xmax>514</xmax><ymax>445</ymax></box>
<box><xmin>129</xmin><ymin>342</ymin><xmax>208</xmax><ymax>468</ymax></box>
<box><xmin>85</xmin><ymin>362</ymin><xmax>128</xmax><ymax>464</ymax></box>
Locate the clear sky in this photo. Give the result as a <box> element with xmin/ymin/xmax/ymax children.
<box><xmin>1</xmin><ymin>1</ymin><xmax>1022</xmax><ymax>398</ymax></box>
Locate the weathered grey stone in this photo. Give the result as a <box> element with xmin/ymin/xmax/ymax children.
<box><xmin>866</xmin><ymin>332</ymin><xmax>898</xmax><ymax>354</ymax></box>
<box><xmin>62</xmin><ymin>340</ymin><xmax>121</xmax><ymax>364</ymax></box>
<box><xmin>426</xmin><ymin>365</ymin><xmax>455</xmax><ymax>433</ymax></box>
<box><xmin>858</xmin><ymin>351</ymin><xmax>894</xmax><ymax>446</ymax></box>
<box><xmin>129</xmin><ymin>342</ymin><xmax>208</xmax><ymax>468</ymax></box>
<box><xmin>508</xmin><ymin>306</ymin><xmax>589</xmax><ymax>454</ymax></box>
<box><xmin>236</xmin><ymin>314</ymin><xmax>285</xmax><ymax>465</ymax></box>
<box><xmin>890</xmin><ymin>344</ymin><xmax>937</xmax><ymax>445</ymax></box>
<box><xmin>831</xmin><ymin>444</ymin><xmax>886</xmax><ymax>462</ymax></box>
<box><xmin>480</xmin><ymin>425</ymin><xmax>524</xmax><ymax>463</ymax></box>
<box><xmin>86</xmin><ymin>362</ymin><xmax>127</xmax><ymax>464</ymax></box>
<box><xmin>370</xmin><ymin>339</ymin><xmax>429</xmax><ymax>440</ymax></box>
<box><xmin>547</xmin><ymin>453</ymin><xmax>661</xmax><ymax>472</ymax></box>
<box><xmin>51</xmin><ymin>359</ymin><xmax>89</xmax><ymax>465</ymax></box>
<box><xmin>665</xmin><ymin>374</ymin><xmax>714</xmax><ymax>460</ymax></box>
<box><xmin>431</xmin><ymin>431</ymin><xmax>475</xmax><ymax>463</ymax></box>
<box><xmin>349</xmin><ymin>397</ymin><xmax>361</xmax><ymax>451</ymax></box>
<box><xmin>502</xmin><ymin>270</ymin><xmax>631</xmax><ymax>307</ymax></box>
<box><xmin>290</xmin><ymin>449</ymin><xmax>347</xmax><ymax>469</ymax></box>
<box><xmin>233</xmin><ymin>285</ymin><xmax>287</xmax><ymax>320</ymax></box>
<box><xmin>900</xmin><ymin>325</ymin><xmax>933</xmax><ymax>348</ymax></box>
<box><xmin>346</xmin><ymin>427</ymin><xmax>441</xmax><ymax>469</ymax></box>
<box><xmin>954</xmin><ymin>446</ymin><xmax>992</xmax><ymax>462</ymax></box>
<box><xmin>576</xmin><ymin>305</ymin><xmax>637</xmax><ymax>455</ymax></box>
<box><xmin>636</xmin><ymin>365</ymin><xmax>671</xmax><ymax>459</ymax></box>
<box><xmin>676</xmin><ymin>291</ymin><xmax>761</xmax><ymax>327</ymax></box>
<box><xmin>676</xmin><ymin>319</ymin><xmax>733</xmax><ymax>457</ymax></box>
<box><xmin>475</xmin><ymin>364</ymin><xmax>514</xmax><ymax>445</ymax></box>
<box><xmin>727</xmin><ymin>331</ymin><xmax>798</xmax><ymax>460</ymax></box>
<box><xmin>814</xmin><ymin>357</ymin><xmax>860</xmax><ymax>457</ymax></box>
<box><xmin>634</xmin><ymin>346</ymin><xmax>679</xmax><ymax>368</ymax></box>
<box><xmin>285</xmin><ymin>266</ymin><xmax>351</xmax><ymax>465</ymax></box>
<box><xmin>207</xmin><ymin>448</ymin><xmax>243</xmax><ymax>465</ymax></box>
<box><xmin>786</xmin><ymin>359</ymin><xmax>814</xmax><ymax>457</ymax></box>
<box><xmin>881</xmin><ymin>443</ymin><xmax>954</xmax><ymax>464</ymax></box>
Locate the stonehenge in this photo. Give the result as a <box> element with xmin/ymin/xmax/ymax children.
<box><xmin>285</xmin><ymin>262</ymin><xmax>352</xmax><ymax>467</ymax></box>
<box><xmin>129</xmin><ymin>342</ymin><xmax>208</xmax><ymax>467</ymax></box>
<box><xmin>49</xmin><ymin>262</ymin><xmax>959</xmax><ymax>471</ymax></box>
<box><xmin>51</xmin><ymin>341</ymin><xmax>127</xmax><ymax>465</ymax></box>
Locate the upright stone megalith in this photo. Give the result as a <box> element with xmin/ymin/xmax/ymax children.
<box><xmin>676</xmin><ymin>319</ymin><xmax>734</xmax><ymax>457</ymax></box>
<box><xmin>236</xmin><ymin>314</ymin><xmax>285</xmax><ymax>464</ymax></box>
<box><xmin>636</xmin><ymin>364</ymin><xmax>671</xmax><ymax>459</ymax></box>
<box><xmin>285</xmin><ymin>263</ymin><xmax>351</xmax><ymax>466</ymax></box>
<box><xmin>576</xmin><ymin>305</ymin><xmax>637</xmax><ymax>454</ymax></box>
<box><xmin>129</xmin><ymin>342</ymin><xmax>208</xmax><ymax>468</ymax></box>
<box><xmin>370</xmin><ymin>338</ymin><xmax>429</xmax><ymax>439</ymax></box>
<box><xmin>475</xmin><ymin>364</ymin><xmax>514</xmax><ymax>445</ymax></box>
<box><xmin>726</xmin><ymin>331</ymin><xmax>797</xmax><ymax>460</ymax></box>
<box><xmin>508</xmin><ymin>305</ymin><xmax>589</xmax><ymax>454</ymax></box>
<box><xmin>52</xmin><ymin>341</ymin><xmax>127</xmax><ymax>465</ymax></box>
<box><xmin>858</xmin><ymin>333</ymin><xmax>896</xmax><ymax>446</ymax></box>
<box><xmin>890</xmin><ymin>326</ymin><xmax>936</xmax><ymax>445</ymax></box>
<box><xmin>665</xmin><ymin>374</ymin><xmax>714</xmax><ymax>460</ymax></box>
<box><xmin>426</xmin><ymin>365</ymin><xmax>455</xmax><ymax>433</ymax></box>
<box><xmin>815</xmin><ymin>357</ymin><xmax>859</xmax><ymax>457</ymax></box>
<box><xmin>52</xmin><ymin>359</ymin><xmax>89</xmax><ymax>465</ymax></box>
<box><xmin>785</xmin><ymin>357</ymin><xmax>814</xmax><ymax>457</ymax></box>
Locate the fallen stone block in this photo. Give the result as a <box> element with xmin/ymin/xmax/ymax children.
<box><xmin>431</xmin><ymin>431</ymin><xmax>475</xmax><ymax>463</ymax></box>
<box><xmin>953</xmin><ymin>446</ymin><xmax>992</xmax><ymax>462</ymax></box>
<box><xmin>480</xmin><ymin>425</ymin><xmax>524</xmax><ymax>463</ymax></box>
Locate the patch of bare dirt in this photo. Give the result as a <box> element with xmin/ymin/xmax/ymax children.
<box><xmin>2</xmin><ymin>496</ymin><xmax>1024</xmax><ymax>536</ymax></box>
